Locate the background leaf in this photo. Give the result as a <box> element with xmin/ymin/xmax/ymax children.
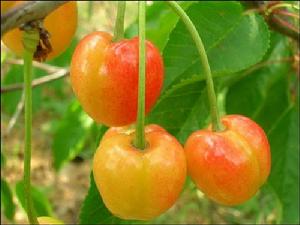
<box><xmin>1</xmin><ymin>178</ymin><xmax>16</xmax><ymax>221</ymax></box>
<box><xmin>163</xmin><ymin>2</ymin><xmax>269</xmax><ymax>92</ymax></box>
<box><xmin>162</xmin><ymin>1</ymin><xmax>243</xmax><ymax>91</ymax></box>
<box><xmin>15</xmin><ymin>180</ymin><xmax>53</xmax><ymax>217</ymax></box>
<box><xmin>225</xmin><ymin>33</ymin><xmax>291</xmax><ymax>130</ymax></box>
<box><xmin>268</xmin><ymin>106</ymin><xmax>299</xmax><ymax>224</ymax></box>
<box><xmin>148</xmin><ymin>78</ymin><xmax>210</xmax><ymax>143</ymax></box>
<box><xmin>1</xmin><ymin>150</ymin><xmax>6</xmax><ymax>168</ymax></box>
<box><xmin>52</xmin><ymin>100</ymin><xmax>94</xmax><ymax>171</ymax></box>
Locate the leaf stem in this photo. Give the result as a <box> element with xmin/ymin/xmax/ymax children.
<box><xmin>112</xmin><ymin>1</ymin><xmax>126</xmax><ymax>42</ymax></box>
<box><xmin>134</xmin><ymin>1</ymin><xmax>146</xmax><ymax>149</ymax></box>
<box><xmin>22</xmin><ymin>28</ymin><xmax>40</xmax><ymax>224</ymax></box>
<box><xmin>166</xmin><ymin>1</ymin><xmax>224</xmax><ymax>131</ymax></box>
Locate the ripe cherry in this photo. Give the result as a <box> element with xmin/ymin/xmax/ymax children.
<box><xmin>185</xmin><ymin>115</ymin><xmax>271</xmax><ymax>205</ymax></box>
<box><xmin>93</xmin><ymin>124</ymin><xmax>186</xmax><ymax>220</ymax></box>
<box><xmin>70</xmin><ymin>31</ymin><xmax>164</xmax><ymax>127</ymax></box>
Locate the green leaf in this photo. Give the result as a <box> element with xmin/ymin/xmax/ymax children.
<box><xmin>208</xmin><ymin>14</ymin><xmax>269</xmax><ymax>74</ymax></box>
<box><xmin>1</xmin><ymin>178</ymin><xmax>16</xmax><ymax>221</ymax></box>
<box><xmin>225</xmin><ymin>34</ymin><xmax>291</xmax><ymax>131</ymax></box>
<box><xmin>268</xmin><ymin>106</ymin><xmax>299</xmax><ymax>224</ymax></box>
<box><xmin>163</xmin><ymin>1</ymin><xmax>243</xmax><ymax>90</ymax></box>
<box><xmin>15</xmin><ymin>180</ymin><xmax>53</xmax><ymax>217</ymax></box>
<box><xmin>147</xmin><ymin>78</ymin><xmax>234</xmax><ymax>144</ymax></box>
<box><xmin>79</xmin><ymin>173</ymin><xmax>132</xmax><ymax>224</ymax></box>
<box><xmin>52</xmin><ymin>100</ymin><xmax>94</xmax><ymax>171</ymax></box>
<box><xmin>148</xmin><ymin>77</ymin><xmax>210</xmax><ymax>143</ymax></box>
<box><xmin>226</xmin><ymin>64</ymin><xmax>290</xmax><ymax>131</ymax></box>
<box><xmin>253</xmin><ymin>74</ymin><xmax>290</xmax><ymax>131</ymax></box>
<box><xmin>163</xmin><ymin>2</ymin><xmax>270</xmax><ymax>92</ymax></box>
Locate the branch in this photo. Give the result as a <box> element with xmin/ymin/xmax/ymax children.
<box><xmin>267</xmin><ymin>14</ymin><xmax>300</xmax><ymax>40</ymax></box>
<box><xmin>1</xmin><ymin>69</ymin><xmax>69</xmax><ymax>93</ymax></box>
<box><xmin>241</xmin><ymin>1</ymin><xmax>300</xmax><ymax>41</ymax></box>
<box><xmin>1</xmin><ymin>1</ymin><xmax>68</xmax><ymax>37</ymax></box>
<box><xmin>275</xmin><ymin>10</ymin><xmax>300</xmax><ymax>19</ymax></box>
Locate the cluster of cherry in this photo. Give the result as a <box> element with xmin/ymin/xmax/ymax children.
<box><xmin>2</xmin><ymin>1</ymin><xmax>271</xmax><ymax>222</ymax></box>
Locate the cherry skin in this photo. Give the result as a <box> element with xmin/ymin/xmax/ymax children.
<box><xmin>1</xmin><ymin>1</ymin><xmax>77</xmax><ymax>61</ymax></box>
<box><xmin>185</xmin><ymin>115</ymin><xmax>271</xmax><ymax>206</ymax></box>
<box><xmin>70</xmin><ymin>31</ymin><xmax>164</xmax><ymax>127</ymax></box>
<box><xmin>93</xmin><ymin>124</ymin><xmax>186</xmax><ymax>220</ymax></box>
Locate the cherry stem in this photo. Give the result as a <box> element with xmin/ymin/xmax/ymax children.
<box><xmin>112</xmin><ymin>1</ymin><xmax>126</xmax><ymax>42</ymax></box>
<box><xmin>22</xmin><ymin>28</ymin><xmax>40</xmax><ymax>224</ymax></box>
<box><xmin>134</xmin><ymin>1</ymin><xmax>146</xmax><ymax>149</ymax></box>
<box><xmin>166</xmin><ymin>1</ymin><xmax>224</xmax><ymax>132</ymax></box>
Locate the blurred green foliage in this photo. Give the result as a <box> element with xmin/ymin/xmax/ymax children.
<box><xmin>1</xmin><ymin>178</ymin><xmax>16</xmax><ymax>221</ymax></box>
<box><xmin>15</xmin><ymin>180</ymin><xmax>53</xmax><ymax>217</ymax></box>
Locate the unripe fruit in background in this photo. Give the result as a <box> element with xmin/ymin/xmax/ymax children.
<box><xmin>185</xmin><ymin>115</ymin><xmax>271</xmax><ymax>206</ymax></box>
<box><xmin>70</xmin><ymin>31</ymin><xmax>164</xmax><ymax>127</ymax></box>
<box><xmin>93</xmin><ymin>124</ymin><xmax>186</xmax><ymax>220</ymax></box>
<box><xmin>37</xmin><ymin>216</ymin><xmax>64</xmax><ymax>224</ymax></box>
<box><xmin>1</xmin><ymin>1</ymin><xmax>77</xmax><ymax>61</ymax></box>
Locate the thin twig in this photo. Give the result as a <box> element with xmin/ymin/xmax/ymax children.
<box><xmin>5</xmin><ymin>58</ymin><xmax>62</xmax><ymax>73</ymax></box>
<box><xmin>1</xmin><ymin>69</ymin><xmax>69</xmax><ymax>93</ymax></box>
<box><xmin>5</xmin><ymin>90</ymin><xmax>25</xmax><ymax>136</ymax></box>
<box><xmin>1</xmin><ymin>1</ymin><xmax>68</xmax><ymax>36</ymax></box>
